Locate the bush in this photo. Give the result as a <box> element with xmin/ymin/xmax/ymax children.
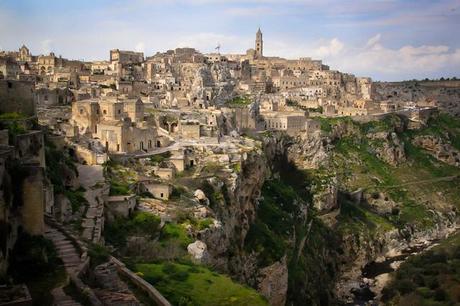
<box><xmin>8</xmin><ymin>232</ymin><xmax>61</xmax><ymax>282</ymax></box>
<box><xmin>109</xmin><ymin>180</ymin><xmax>131</xmax><ymax>196</ymax></box>
<box><xmin>434</xmin><ymin>288</ymin><xmax>447</xmax><ymax>301</ymax></box>
<box><xmin>396</xmin><ymin>279</ymin><xmax>416</xmax><ymax>295</ymax></box>
<box><xmin>105</xmin><ymin>212</ymin><xmax>161</xmax><ymax>248</ymax></box>
<box><xmin>87</xmin><ymin>243</ymin><xmax>110</xmax><ymax>267</ymax></box>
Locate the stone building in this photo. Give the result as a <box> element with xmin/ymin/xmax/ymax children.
<box><xmin>105</xmin><ymin>194</ymin><xmax>136</xmax><ymax>221</ymax></box>
<box><xmin>179</xmin><ymin>120</ymin><xmax>201</xmax><ymax>139</ymax></box>
<box><xmin>72</xmin><ymin>99</ymin><xmax>100</xmax><ymax>134</ymax></box>
<box><xmin>0</xmin><ymin>57</ymin><xmax>21</xmax><ymax>80</ymax></box>
<box><xmin>0</xmin><ymin>79</ymin><xmax>36</xmax><ymax>116</ymax></box>
<box><xmin>38</xmin><ymin>52</ymin><xmax>62</xmax><ymax>75</ymax></box>
<box><xmin>154</xmin><ymin>167</ymin><xmax>175</xmax><ymax>180</ymax></box>
<box><xmin>35</xmin><ymin>86</ymin><xmax>73</xmax><ymax>107</ymax></box>
<box><xmin>17</xmin><ymin>45</ymin><xmax>32</xmax><ymax>62</ymax></box>
<box><xmin>110</xmin><ymin>49</ymin><xmax>144</xmax><ymax>65</ymax></box>
<box><xmin>96</xmin><ymin>119</ymin><xmax>157</xmax><ymax>153</ymax></box>
<box><xmin>140</xmin><ymin>182</ymin><xmax>172</xmax><ymax>200</ymax></box>
<box><xmin>262</xmin><ymin>111</ymin><xmax>307</xmax><ymax>136</ymax></box>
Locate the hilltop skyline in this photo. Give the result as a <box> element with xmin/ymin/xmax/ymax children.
<box><xmin>1</xmin><ymin>0</ymin><xmax>459</xmax><ymax>81</ymax></box>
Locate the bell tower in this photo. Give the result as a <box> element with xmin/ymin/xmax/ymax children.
<box><xmin>255</xmin><ymin>28</ymin><xmax>263</xmax><ymax>58</ymax></box>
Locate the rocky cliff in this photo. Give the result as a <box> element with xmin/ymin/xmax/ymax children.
<box><xmin>201</xmin><ymin>112</ymin><xmax>460</xmax><ymax>305</ymax></box>
<box><xmin>373</xmin><ymin>80</ymin><xmax>460</xmax><ymax>117</ymax></box>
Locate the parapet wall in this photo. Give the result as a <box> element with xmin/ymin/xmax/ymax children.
<box><xmin>110</xmin><ymin>256</ymin><xmax>171</xmax><ymax>306</ymax></box>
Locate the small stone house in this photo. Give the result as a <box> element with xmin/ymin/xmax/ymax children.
<box><xmin>155</xmin><ymin>167</ymin><xmax>175</xmax><ymax>180</ymax></box>
<box><xmin>140</xmin><ymin>182</ymin><xmax>172</xmax><ymax>200</ymax></box>
<box><xmin>105</xmin><ymin>194</ymin><xmax>136</xmax><ymax>221</ymax></box>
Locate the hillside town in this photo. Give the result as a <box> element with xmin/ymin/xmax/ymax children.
<box><xmin>1</xmin><ymin>29</ymin><xmax>459</xmax><ymax>306</ymax></box>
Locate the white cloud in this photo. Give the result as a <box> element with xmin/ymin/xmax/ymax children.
<box><xmin>135</xmin><ymin>42</ymin><xmax>145</xmax><ymax>53</ymax></box>
<box><xmin>321</xmin><ymin>34</ymin><xmax>460</xmax><ymax>80</ymax></box>
<box><xmin>313</xmin><ymin>38</ymin><xmax>344</xmax><ymax>58</ymax></box>
<box><xmin>40</xmin><ymin>39</ymin><xmax>53</xmax><ymax>54</ymax></box>
<box><xmin>366</xmin><ymin>33</ymin><xmax>381</xmax><ymax>48</ymax></box>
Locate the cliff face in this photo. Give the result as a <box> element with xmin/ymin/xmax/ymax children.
<box><xmin>200</xmin><ymin>147</ymin><xmax>270</xmax><ymax>265</ymax></box>
<box><xmin>207</xmin><ymin>113</ymin><xmax>460</xmax><ymax>305</ymax></box>
<box><xmin>373</xmin><ymin>80</ymin><xmax>460</xmax><ymax>117</ymax></box>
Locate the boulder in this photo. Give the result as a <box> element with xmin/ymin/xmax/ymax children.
<box><xmin>187</xmin><ymin>240</ymin><xmax>209</xmax><ymax>263</ymax></box>
<box><xmin>194</xmin><ymin>189</ymin><xmax>210</xmax><ymax>206</ymax></box>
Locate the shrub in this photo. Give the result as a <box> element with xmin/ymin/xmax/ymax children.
<box><xmin>87</xmin><ymin>243</ymin><xmax>110</xmax><ymax>267</ymax></box>
<box><xmin>396</xmin><ymin>279</ymin><xmax>416</xmax><ymax>295</ymax></box>
<box><xmin>8</xmin><ymin>233</ymin><xmax>60</xmax><ymax>282</ymax></box>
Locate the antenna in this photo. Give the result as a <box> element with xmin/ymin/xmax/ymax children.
<box><xmin>215</xmin><ymin>43</ymin><xmax>221</xmax><ymax>54</ymax></box>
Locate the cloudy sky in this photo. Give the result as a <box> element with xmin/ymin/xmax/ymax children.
<box><xmin>1</xmin><ymin>0</ymin><xmax>459</xmax><ymax>81</ymax></box>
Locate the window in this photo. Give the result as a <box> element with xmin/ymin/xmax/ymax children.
<box><xmin>103</xmin><ymin>110</ymin><xmax>107</xmax><ymax>115</ymax></box>
<box><xmin>7</xmin><ymin>81</ymin><xmax>12</xmax><ymax>89</ymax></box>
<box><xmin>79</xmin><ymin>108</ymin><xmax>83</xmax><ymax>114</ymax></box>
<box><xmin>160</xmin><ymin>193</ymin><xmax>164</xmax><ymax>198</ymax></box>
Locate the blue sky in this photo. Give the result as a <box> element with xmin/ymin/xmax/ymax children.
<box><xmin>1</xmin><ymin>0</ymin><xmax>459</xmax><ymax>81</ymax></box>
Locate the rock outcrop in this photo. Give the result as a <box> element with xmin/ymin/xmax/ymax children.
<box><xmin>257</xmin><ymin>256</ymin><xmax>289</xmax><ymax>306</ymax></box>
<box><xmin>187</xmin><ymin>240</ymin><xmax>209</xmax><ymax>263</ymax></box>
<box><xmin>312</xmin><ymin>175</ymin><xmax>339</xmax><ymax>213</ymax></box>
<box><xmin>368</xmin><ymin>131</ymin><xmax>406</xmax><ymax>165</ymax></box>
<box><xmin>413</xmin><ymin>135</ymin><xmax>460</xmax><ymax>167</ymax></box>
<box><xmin>289</xmin><ymin>132</ymin><xmax>332</xmax><ymax>169</ymax></box>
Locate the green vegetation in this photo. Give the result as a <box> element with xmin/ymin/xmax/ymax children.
<box><xmin>171</xmin><ymin>185</ymin><xmax>187</xmax><ymax>200</ymax></box>
<box><xmin>64</xmin><ymin>187</ymin><xmax>87</xmax><ymax>213</ymax></box>
<box><xmin>109</xmin><ymin>179</ymin><xmax>132</xmax><ymax>196</ymax></box>
<box><xmin>104</xmin><ymin>160</ymin><xmax>138</xmax><ymax>196</ymax></box>
<box><xmin>44</xmin><ymin>136</ymin><xmax>77</xmax><ymax>194</ymax></box>
<box><xmin>161</xmin><ymin>222</ymin><xmax>193</xmax><ymax>247</ymax></box>
<box><xmin>8</xmin><ymin>233</ymin><xmax>67</xmax><ymax>306</ymax></box>
<box><xmin>135</xmin><ymin>262</ymin><xmax>268</xmax><ymax>306</ymax></box>
<box><xmin>226</xmin><ymin>96</ymin><xmax>252</xmax><ymax>107</ymax></box>
<box><xmin>202</xmin><ymin>161</ymin><xmax>224</xmax><ymax>174</ymax></box>
<box><xmin>337</xmin><ymin>198</ymin><xmax>394</xmax><ymax>234</ymax></box>
<box><xmin>244</xmin><ymin>113</ymin><xmax>460</xmax><ymax>304</ymax></box>
<box><xmin>105</xmin><ymin>212</ymin><xmax>161</xmax><ymax>248</ymax></box>
<box><xmin>286</xmin><ymin>99</ymin><xmax>323</xmax><ymax>113</ymax></box>
<box><xmin>325</xmin><ymin>114</ymin><xmax>460</xmax><ymax>231</ymax></box>
<box><xmin>87</xmin><ymin>243</ymin><xmax>110</xmax><ymax>267</ymax></box>
<box><xmin>245</xmin><ymin>158</ymin><xmax>339</xmax><ymax>305</ymax></box>
<box><xmin>417</xmin><ymin>113</ymin><xmax>460</xmax><ymax>150</ymax></box>
<box><xmin>149</xmin><ymin>151</ymin><xmax>172</xmax><ymax>165</ymax></box>
<box><xmin>0</xmin><ymin>112</ymin><xmax>28</xmax><ymax>142</ymax></box>
<box><xmin>383</xmin><ymin>232</ymin><xmax>460</xmax><ymax>305</ymax></box>
<box><xmin>197</xmin><ymin>218</ymin><xmax>214</xmax><ymax>230</ymax></box>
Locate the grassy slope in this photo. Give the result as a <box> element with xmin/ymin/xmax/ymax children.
<box><xmin>135</xmin><ymin>262</ymin><xmax>268</xmax><ymax>306</ymax></box>
<box><xmin>325</xmin><ymin>114</ymin><xmax>460</xmax><ymax>232</ymax></box>
<box><xmin>383</xmin><ymin>232</ymin><xmax>460</xmax><ymax>305</ymax></box>
<box><xmin>243</xmin><ymin>114</ymin><xmax>460</xmax><ymax>304</ymax></box>
<box><xmin>379</xmin><ymin>114</ymin><xmax>460</xmax><ymax>305</ymax></box>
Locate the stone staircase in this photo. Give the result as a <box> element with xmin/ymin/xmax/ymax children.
<box><xmin>50</xmin><ymin>288</ymin><xmax>83</xmax><ymax>306</ymax></box>
<box><xmin>45</xmin><ymin>226</ymin><xmax>82</xmax><ymax>272</ymax></box>
<box><xmin>77</xmin><ymin>164</ymin><xmax>107</xmax><ymax>243</ymax></box>
<box><xmin>44</xmin><ymin>225</ymin><xmax>84</xmax><ymax>306</ymax></box>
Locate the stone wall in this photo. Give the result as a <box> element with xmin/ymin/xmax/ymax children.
<box><xmin>20</xmin><ymin>166</ymin><xmax>45</xmax><ymax>235</ymax></box>
<box><xmin>110</xmin><ymin>257</ymin><xmax>171</xmax><ymax>306</ymax></box>
<box><xmin>0</xmin><ymin>80</ymin><xmax>35</xmax><ymax>116</ymax></box>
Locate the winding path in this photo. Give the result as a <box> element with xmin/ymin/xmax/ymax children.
<box><xmin>44</xmin><ymin>225</ymin><xmax>84</xmax><ymax>306</ymax></box>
